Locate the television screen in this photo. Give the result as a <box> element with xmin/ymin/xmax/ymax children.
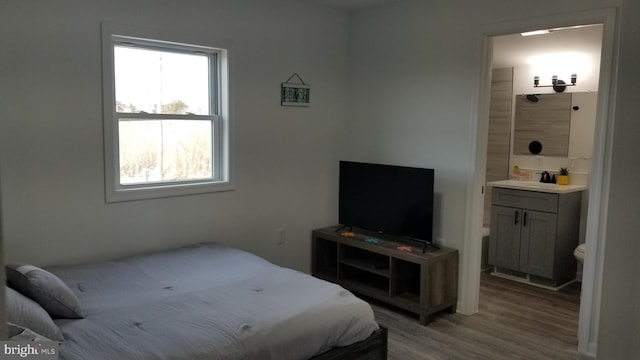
<box><xmin>339</xmin><ymin>161</ymin><xmax>434</xmax><ymax>243</ymax></box>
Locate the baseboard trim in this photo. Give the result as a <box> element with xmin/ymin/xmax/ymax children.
<box><xmin>490</xmin><ymin>270</ymin><xmax>576</xmax><ymax>292</ymax></box>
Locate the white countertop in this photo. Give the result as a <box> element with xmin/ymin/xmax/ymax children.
<box><xmin>487</xmin><ymin>180</ymin><xmax>587</xmax><ymax>194</ymax></box>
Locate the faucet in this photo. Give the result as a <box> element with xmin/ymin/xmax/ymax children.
<box><xmin>539</xmin><ymin>171</ymin><xmax>552</xmax><ymax>183</ymax></box>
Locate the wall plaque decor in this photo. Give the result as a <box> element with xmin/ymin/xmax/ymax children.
<box><xmin>281</xmin><ymin>73</ymin><xmax>310</xmax><ymax>107</ymax></box>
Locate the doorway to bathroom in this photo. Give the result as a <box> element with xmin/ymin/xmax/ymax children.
<box><xmin>481</xmin><ymin>24</ymin><xmax>603</xmax><ymax>284</ymax></box>
<box><xmin>469</xmin><ymin>9</ymin><xmax>618</xmax><ymax>357</ymax></box>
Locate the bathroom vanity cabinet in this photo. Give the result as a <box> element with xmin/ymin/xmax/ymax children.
<box><xmin>488</xmin><ymin>185</ymin><xmax>584</xmax><ymax>287</ymax></box>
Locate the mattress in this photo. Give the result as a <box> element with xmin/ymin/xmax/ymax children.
<box><xmin>48</xmin><ymin>243</ymin><xmax>379</xmax><ymax>360</ymax></box>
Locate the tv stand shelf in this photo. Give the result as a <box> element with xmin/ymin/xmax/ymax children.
<box><xmin>312</xmin><ymin>226</ymin><xmax>458</xmax><ymax>325</ymax></box>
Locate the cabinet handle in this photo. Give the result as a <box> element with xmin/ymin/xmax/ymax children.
<box><xmin>514</xmin><ymin>210</ymin><xmax>519</xmax><ymax>225</ymax></box>
<box><xmin>523</xmin><ymin>212</ymin><xmax>528</xmax><ymax>227</ymax></box>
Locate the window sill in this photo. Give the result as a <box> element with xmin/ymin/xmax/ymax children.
<box><xmin>105</xmin><ymin>180</ymin><xmax>235</xmax><ymax>203</ymax></box>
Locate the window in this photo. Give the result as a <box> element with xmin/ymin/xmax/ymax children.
<box><xmin>102</xmin><ymin>24</ymin><xmax>232</xmax><ymax>202</ymax></box>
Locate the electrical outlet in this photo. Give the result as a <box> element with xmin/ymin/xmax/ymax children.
<box><xmin>276</xmin><ymin>227</ymin><xmax>287</xmax><ymax>245</ymax></box>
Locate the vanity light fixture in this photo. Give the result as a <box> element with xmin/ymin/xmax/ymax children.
<box><xmin>533</xmin><ymin>74</ymin><xmax>577</xmax><ymax>93</ymax></box>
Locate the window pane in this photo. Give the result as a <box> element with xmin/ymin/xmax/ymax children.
<box><xmin>114</xmin><ymin>46</ymin><xmax>210</xmax><ymax>115</ymax></box>
<box><xmin>118</xmin><ymin>119</ymin><xmax>213</xmax><ymax>185</ymax></box>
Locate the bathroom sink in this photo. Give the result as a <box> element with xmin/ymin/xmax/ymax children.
<box><xmin>486</xmin><ymin>180</ymin><xmax>587</xmax><ymax>194</ymax></box>
<box><xmin>523</xmin><ymin>183</ymin><xmax>561</xmax><ymax>189</ymax></box>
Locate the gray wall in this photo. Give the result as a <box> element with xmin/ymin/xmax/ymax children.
<box><xmin>346</xmin><ymin>0</ymin><xmax>637</xmax><ymax>358</ymax></box>
<box><xmin>0</xmin><ymin>0</ymin><xmax>349</xmax><ymax>271</ymax></box>
<box><xmin>0</xmin><ymin>163</ymin><xmax>5</xmax><ymax>339</ymax></box>
<box><xmin>597</xmin><ymin>0</ymin><xmax>640</xmax><ymax>358</ymax></box>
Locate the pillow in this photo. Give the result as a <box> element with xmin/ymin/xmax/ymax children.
<box><xmin>6</xmin><ymin>264</ymin><xmax>85</xmax><ymax>319</ymax></box>
<box><xmin>8</xmin><ymin>322</ymin><xmax>52</xmax><ymax>341</ymax></box>
<box><xmin>6</xmin><ymin>286</ymin><xmax>64</xmax><ymax>341</ymax></box>
<box><xmin>8</xmin><ymin>322</ymin><xmax>24</xmax><ymax>337</ymax></box>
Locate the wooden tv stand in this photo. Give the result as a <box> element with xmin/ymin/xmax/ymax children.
<box><xmin>311</xmin><ymin>226</ymin><xmax>458</xmax><ymax>325</ymax></box>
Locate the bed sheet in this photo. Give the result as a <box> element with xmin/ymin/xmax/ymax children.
<box><xmin>49</xmin><ymin>242</ymin><xmax>378</xmax><ymax>360</ymax></box>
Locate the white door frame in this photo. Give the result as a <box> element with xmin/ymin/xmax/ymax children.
<box><xmin>463</xmin><ymin>8</ymin><xmax>619</xmax><ymax>358</ymax></box>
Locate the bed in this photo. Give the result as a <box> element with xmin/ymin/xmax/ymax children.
<box><xmin>6</xmin><ymin>242</ymin><xmax>387</xmax><ymax>360</ymax></box>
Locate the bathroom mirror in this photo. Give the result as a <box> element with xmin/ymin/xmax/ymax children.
<box><xmin>513</xmin><ymin>93</ymin><xmax>571</xmax><ymax>156</ymax></box>
<box><xmin>513</xmin><ymin>92</ymin><xmax>597</xmax><ymax>158</ymax></box>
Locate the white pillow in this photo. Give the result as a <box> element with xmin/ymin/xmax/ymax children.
<box><xmin>6</xmin><ymin>286</ymin><xmax>64</xmax><ymax>341</ymax></box>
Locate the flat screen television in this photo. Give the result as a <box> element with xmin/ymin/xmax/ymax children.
<box><xmin>338</xmin><ymin>161</ymin><xmax>434</xmax><ymax>246</ymax></box>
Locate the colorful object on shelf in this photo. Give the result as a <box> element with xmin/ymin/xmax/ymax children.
<box><xmin>397</xmin><ymin>246</ymin><xmax>413</xmax><ymax>252</ymax></box>
<box><xmin>364</xmin><ymin>238</ymin><xmax>379</xmax><ymax>244</ymax></box>
<box><xmin>509</xmin><ymin>165</ymin><xmax>530</xmax><ymax>181</ymax></box>
<box><xmin>340</xmin><ymin>232</ymin><xmax>355</xmax><ymax>238</ymax></box>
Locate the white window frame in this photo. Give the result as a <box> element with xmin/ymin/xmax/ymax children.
<box><xmin>101</xmin><ymin>23</ymin><xmax>233</xmax><ymax>202</ymax></box>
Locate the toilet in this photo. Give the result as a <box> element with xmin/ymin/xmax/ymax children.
<box><xmin>574</xmin><ymin>243</ymin><xmax>586</xmax><ymax>264</ymax></box>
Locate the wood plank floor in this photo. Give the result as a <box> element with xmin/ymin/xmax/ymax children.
<box><xmin>371</xmin><ymin>272</ymin><xmax>581</xmax><ymax>360</ymax></box>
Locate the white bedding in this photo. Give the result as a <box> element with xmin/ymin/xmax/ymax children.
<box><xmin>49</xmin><ymin>243</ymin><xmax>378</xmax><ymax>360</ymax></box>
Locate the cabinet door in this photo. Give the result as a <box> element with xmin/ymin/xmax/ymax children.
<box><xmin>519</xmin><ymin>210</ymin><xmax>557</xmax><ymax>279</ymax></box>
<box><xmin>489</xmin><ymin>205</ymin><xmax>521</xmax><ymax>271</ymax></box>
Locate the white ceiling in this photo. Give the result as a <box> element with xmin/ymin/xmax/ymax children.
<box><xmin>300</xmin><ymin>1</ymin><xmax>603</xmax><ymax>76</ymax></box>
<box><xmin>300</xmin><ymin>0</ymin><xmax>401</xmax><ymax>10</ymax></box>
<box><xmin>492</xmin><ymin>24</ymin><xmax>603</xmax><ymax>69</ymax></box>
